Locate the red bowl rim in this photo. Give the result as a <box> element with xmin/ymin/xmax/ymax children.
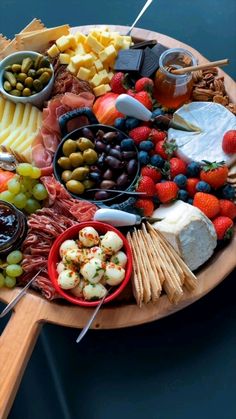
<box><xmin>48</xmin><ymin>221</ymin><xmax>133</xmax><ymax>307</ymax></box>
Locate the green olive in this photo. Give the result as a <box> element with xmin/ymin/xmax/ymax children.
<box><xmin>34</xmin><ymin>55</ymin><xmax>43</xmax><ymax>70</ymax></box>
<box><xmin>76</xmin><ymin>137</ymin><xmax>95</xmax><ymax>151</ymax></box>
<box><xmin>25</xmin><ymin>77</ymin><xmax>34</xmax><ymax>88</ymax></box>
<box><xmin>33</xmin><ymin>79</ymin><xmax>43</xmax><ymax>92</ymax></box>
<box><xmin>36</xmin><ymin>67</ymin><xmax>53</xmax><ymax>76</ymax></box>
<box><xmin>9</xmin><ymin>89</ymin><xmax>21</xmax><ymax>97</ymax></box>
<box><xmin>71</xmin><ymin>167</ymin><xmax>89</xmax><ymax>181</ymax></box>
<box><xmin>66</xmin><ymin>180</ymin><xmax>85</xmax><ymax>195</ymax></box>
<box><xmin>28</xmin><ymin>69</ymin><xmax>36</xmax><ymax>78</ymax></box>
<box><xmin>61</xmin><ymin>170</ymin><xmax>72</xmax><ymax>183</ymax></box>
<box><xmin>12</xmin><ymin>64</ymin><xmax>22</xmax><ymax>73</ymax></box>
<box><xmin>21</xmin><ymin>58</ymin><xmax>33</xmax><ymax>73</ymax></box>
<box><xmin>17</xmin><ymin>73</ymin><xmax>27</xmax><ymax>83</ymax></box>
<box><xmin>39</xmin><ymin>57</ymin><xmax>51</xmax><ymax>68</ymax></box>
<box><xmin>3</xmin><ymin>81</ymin><xmax>12</xmax><ymax>92</ymax></box>
<box><xmin>69</xmin><ymin>152</ymin><xmax>84</xmax><ymax>167</ymax></box>
<box><xmin>4</xmin><ymin>71</ymin><xmax>16</xmax><ymax>87</ymax></box>
<box><xmin>22</xmin><ymin>88</ymin><xmax>31</xmax><ymax>97</ymax></box>
<box><xmin>62</xmin><ymin>139</ymin><xmax>77</xmax><ymax>157</ymax></box>
<box><xmin>83</xmin><ymin>179</ymin><xmax>95</xmax><ymax>189</ymax></box>
<box><xmin>58</xmin><ymin>156</ymin><xmax>72</xmax><ymax>170</ymax></box>
<box><xmin>39</xmin><ymin>71</ymin><xmax>51</xmax><ymax>85</ymax></box>
<box><xmin>83</xmin><ymin>149</ymin><xmax>98</xmax><ymax>165</ymax></box>
<box><xmin>16</xmin><ymin>82</ymin><xmax>24</xmax><ymax>91</ymax></box>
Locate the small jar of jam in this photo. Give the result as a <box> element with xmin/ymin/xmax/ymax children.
<box><xmin>0</xmin><ymin>200</ymin><xmax>27</xmax><ymax>257</ymax></box>
<box><xmin>154</xmin><ymin>48</ymin><xmax>197</xmax><ymax>109</ymax></box>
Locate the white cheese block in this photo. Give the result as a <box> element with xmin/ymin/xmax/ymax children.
<box><xmin>168</xmin><ymin>102</ymin><xmax>236</xmax><ymax>167</ymax></box>
<box><xmin>152</xmin><ymin>201</ymin><xmax>217</xmax><ymax>271</ymax></box>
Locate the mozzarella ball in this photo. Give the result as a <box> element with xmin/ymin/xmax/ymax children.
<box><xmin>57</xmin><ymin>261</ymin><xmax>66</xmax><ymax>274</ymax></box>
<box><xmin>70</xmin><ymin>279</ymin><xmax>86</xmax><ymax>298</ymax></box>
<box><xmin>57</xmin><ymin>269</ymin><xmax>80</xmax><ymax>289</ymax></box>
<box><xmin>79</xmin><ymin>227</ymin><xmax>100</xmax><ymax>247</ymax></box>
<box><xmin>87</xmin><ymin>246</ymin><xmax>106</xmax><ymax>261</ymax></box>
<box><xmin>110</xmin><ymin>251</ymin><xmax>127</xmax><ymax>268</ymax></box>
<box><xmin>83</xmin><ymin>283</ymin><xmax>107</xmax><ymax>300</ymax></box>
<box><xmin>105</xmin><ymin>263</ymin><xmax>125</xmax><ymax>286</ymax></box>
<box><xmin>59</xmin><ymin>240</ymin><xmax>77</xmax><ymax>258</ymax></box>
<box><xmin>63</xmin><ymin>249</ymin><xmax>80</xmax><ymax>268</ymax></box>
<box><xmin>101</xmin><ymin>231</ymin><xmax>123</xmax><ymax>255</ymax></box>
<box><xmin>80</xmin><ymin>258</ymin><xmax>105</xmax><ymax>284</ymax></box>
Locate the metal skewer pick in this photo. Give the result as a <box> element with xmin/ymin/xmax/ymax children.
<box><xmin>0</xmin><ymin>269</ymin><xmax>43</xmax><ymax>318</ymax></box>
<box><xmin>126</xmin><ymin>0</ymin><xmax>153</xmax><ymax>36</ymax></box>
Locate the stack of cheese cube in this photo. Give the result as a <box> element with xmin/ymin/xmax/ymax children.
<box><xmin>47</xmin><ymin>27</ymin><xmax>132</xmax><ymax>97</ymax></box>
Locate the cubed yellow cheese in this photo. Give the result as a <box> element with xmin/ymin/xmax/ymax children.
<box><xmin>90</xmin><ymin>73</ymin><xmax>103</xmax><ymax>87</ymax></box>
<box><xmin>89</xmin><ymin>65</ymin><xmax>97</xmax><ymax>78</ymax></box>
<box><xmin>77</xmin><ymin>67</ymin><xmax>91</xmax><ymax>81</ymax></box>
<box><xmin>100</xmin><ymin>31</ymin><xmax>111</xmax><ymax>46</ymax></box>
<box><xmin>67</xmin><ymin>62</ymin><xmax>77</xmax><ymax>75</ymax></box>
<box><xmin>90</xmin><ymin>52</ymin><xmax>98</xmax><ymax>61</ymax></box>
<box><xmin>71</xmin><ymin>53</ymin><xmax>93</xmax><ymax>68</ymax></box>
<box><xmin>94</xmin><ymin>59</ymin><xmax>103</xmax><ymax>71</ymax></box>
<box><xmin>97</xmin><ymin>69</ymin><xmax>110</xmax><ymax>84</ymax></box>
<box><xmin>108</xmin><ymin>71</ymin><xmax>114</xmax><ymax>81</ymax></box>
<box><xmin>122</xmin><ymin>40</ymin><xmax>131</xmax><ymax>50</ymax></box>
<box><xmin>74</xmin><ymin>31</ymin><xmax>87</xmax><ymax>44</ymax></box>
<box><xmin>56</xmin><ymin>35</ymin><xmax>72</xmax><ymax>52</ymax></box>
<box><xmin>113</xmin><ymin>36</ymin><xmax>126</xmax><ymax>50</ymax></box>
<box><xmin>93</xmin><ymin>84</ymin><xmax>111</xmax><ymax>97</ymax></box>
<box><xmin>47</xmin><ymin>44</ymin><xmax>60</xmax><ymax>58</ymax></box>
<box><xmin>65</xmin><ymin>49</ymin><xmax>76</xmax><ymax>56</ymax></box>
<box><xmin>59</xmin><ymin>53</ymin><xmax>71</xmax><ymax>65</ymax></box>
<box><xmin>99</xmin><ymin>44</ymin><xmax>117</xmax><ymax>63</ymax></box>
<box><xmin>75</xmin><ymin>43</ymin><xmax>86</xmax><ymax>55</ymax></box>
<box><xmin>86</xmin><ymin>34</ymin><xmax>104</xmax><ymax>53</ymax></box>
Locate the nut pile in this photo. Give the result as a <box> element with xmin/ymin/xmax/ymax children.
<box><xmin>192</xmin><ymin>67</ymin><xmax>236</xmax><ymax>115</ymax></box>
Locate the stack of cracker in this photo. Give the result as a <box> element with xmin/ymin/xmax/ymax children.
<box><xmin>127</xmin><ymin>223</ymin><xmax>197</xmax><ymax>307</ymax></box>
<box><xmin>227</xmin><ymin>164</ymin><xmax>236</xmax><ymax>203</ymax></box>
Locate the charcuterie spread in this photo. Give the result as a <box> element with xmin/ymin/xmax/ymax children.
<box><xmin>0</xmin><ymin>19</ymin><xmax>235</xmax><ymax>310</ymax></box>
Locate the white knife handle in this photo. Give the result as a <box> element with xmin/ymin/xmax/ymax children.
<box><xmin>115</xmin><ymin>94</ymin><xmax>152</xmax><ymax>122</ymax></box>
<box><xmin>94</xmin><ymin>208</ymin><xmax>140</xmax><ymax>227</ymax></box>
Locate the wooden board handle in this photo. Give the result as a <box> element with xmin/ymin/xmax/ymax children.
<box><xmin>0</xmin><ymin>297</ymin><xmax>42</xmax><ymax>419</ymax></box>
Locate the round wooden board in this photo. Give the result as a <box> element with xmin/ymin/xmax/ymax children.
<box><xmin>0</xmin><ymin>25</ymin><xmax>236</xmax><ymax>419</ymax></box>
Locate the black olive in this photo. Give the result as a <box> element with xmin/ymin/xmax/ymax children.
<box><xmin>89</xmin><ymin>172</ymin><xmax>102</xmax><ymax>183</ymax></box>
<box><xmin>100</xmin><ymin>180</ymin><xmax>116</xmax><ymax>189</ymax></box>
<box><xmin>105</xmin><ymin>144</ymin><xmax>111</xmax><ymax>153</ymax></box>
<box><xmin>96</xmin><ymin>129</ymin><xmax>105</xmax><ymax>140</ymax></box>
<box><xmin>105</xmin><ymin>156</ymin><xmax>123</xmax><ymax>169</ymax></box>
<box><xmin>116</xmin><ymin>173</ymin><xmax>129</xmax><ymax>188</ymax></box>
<box><xmin>122</xmin><ymin>151</ymin><xmax>137</xmax><ymax>160</ymax></box>
<box><xmin>90</xmin><ymin>165</ymin><xmax>101</xmax><ymax>174</ymax></box>
<box><xmin>94</xmin><ymin>190</ymin><xmax>110</xmax><ymax>200</ymax></box>
<box><xmin>103</xmin><ymin>131</ymin><xmax>119</xmax><ymax>142</ymax></box>
<box><xmin>95</xmin><ymin>141</ymin><xmax>106</xmax><ymax>152</ymax></box>
<box><xmin>97</xmin><ymin>153</ymin><xmax>106</xmax><ymax>168</ymax></box>
<box><xmin>81</xmin><ymin>127</ymin><xmax>94</xmax><ymax>140</ymax></box>
<box><xmin>109</xmin><ymin>149</ymin><xmax>122</xmax><ymax>160</ymax></box>
<box><xmin>114</xmin><ymin>145</ymin><xmax>121</xmax><ymax>151</ymax></box>
<box><xmin>127</xmin><ymin>159</ymin><xmax>138</xmax><ymax>176</ymax></box>
<box><xmin>103</xmin><ymin>169</ymin><xmax>113</xmax><ymax>180</ymax></box>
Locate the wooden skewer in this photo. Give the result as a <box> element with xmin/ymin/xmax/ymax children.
<box><xmin>171</xmin><ymin>58</ymin><xmax>229</xmax><ymax>75</ymax></box>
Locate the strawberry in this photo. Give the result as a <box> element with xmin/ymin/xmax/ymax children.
<box><xmin>141</xmin><ymin>165</ymin><xmax>162</xmax><ymax>182</ymax></box>
<box><xmin>200</xmin><ymin>161</ymin><xmax>228</xmax><ymax>189</ymax></box>
<box><xmin>212</xmin><ymin>216</ymin><xmax>233</xmax><ymax>240</ymax></box>
<box><xmin>155</xmin><ymin>140</ymin><xmax>177</xmax><ymax>160</ymax></box>
<box><xmin>136</xmin><ymin>176</ymin><xmax>156</xmax><ymax>196</ymax></box>
<box><xmin>135</xmin><ymin>77</ymin><xmax>154</xmax><ymax>94</ymax></box>
<box><xmin>149</xmin><ymin>129</ymin><xmax>166</xmax><ymax>144</ymax></box>
<box><xmin>110</xmin><ymin>72</ymin><xmax>129</xmax><ymax>94</ymax></box>
<box><xmin>186</xmin><ymin>178</ymin><xmax>199</xmax><ymax>198</ymax></box>
<box><xmin>219</xmin><ymin>199</ymin><xmax>236</xmax><ymax>220</ymax></box>
<box><xmin>222</xmin><ymin>130</ymin><xmax>236</xmax><ymax>154</ymax></box>
<box><xmin>193</xmin><ymin>192</ymin><xmax>220</xmax><ymax>219</ymax></box>
<box><xmin>135</xmin><ymin>198</ymin><xmax>154</xmax><ymax>217</ymax></box>
<box><xmin>155</xmin><ymin>181</ymin><xmax>179</xmax><ymax>204</ymax></box>
<box><xmin>169</xmin><ymin>157</ymin><xmax>187</xmax><ymax>179</ymax></box>
<box><xmin>134</xmin><ymin>91</ymin><xmax>153</xmax><ymax>110</ymax></box>
<box><xmin>127</xmin><ymin>88</ymin><xmax>135</xmax><ymax>97</ymax></box>
<box><xmin>129</xmin><ymin>126</ymin><xmax>151</xmax><ymax>145</ymax></box>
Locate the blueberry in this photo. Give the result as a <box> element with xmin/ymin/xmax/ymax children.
<box><xmin>152</xmin><ymin>108</ymin><xmax>164</xmax><ymax>118</ymax></box>
<box><xmin>174</xmin><ymin>174</ymin><xmax>187</xmax><ymax>188</ymax></box>
<box><xmin>139</xmin><ymin>140</ymin><xmax>154</xmax><ymax>151</ymax></box>
<box><xmin>138</xmin><ymin>150</ymin><xmax>150</xmax><ymax>165</ymax></box>
<box><xmin>186</xmin><ymin>161</ymin><xmax>201</xmax><ymax>177</ymax></box>
<box><xmin>150</xmin><ymin>154</ymin><xmax>164</xmax><ymax>168</ymax></box>
<box><xmin>125</xmin><ymin>117</ymin><xmax>140</xmax><ymax>131</ymax></box>
<box><xmin>221</xmin><ymin>184</ymin><xmax>235</xmax><ymax>200</ymax></box>
<box><xmin>188</xmin><ymin>198</ymin><xmax>194</xmax><ymax>205</ymax></box>
<box><xmin>120</xmin><ymin>138</ymin><xmax>135</xmax><ymax>151</ymax></box>
<box><xmin>178</xmin><ymin>189</ymin><xmax>188</xmax><ymax>202</ymax></box>
<box><xmin>114</xmin><ymin>117</ymin><xmax>126</xmax><ymax>131</ymax></box>
<box><xmin>196</xmin><ymin>181</ymin><xmax>211</xmax><ymax>193</ymax></box>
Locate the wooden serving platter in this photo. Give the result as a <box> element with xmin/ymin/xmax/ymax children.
<box><xmin>0</xmin><ymin>26</ymin><xmax>236</xmax><ymax>419</ymax></box>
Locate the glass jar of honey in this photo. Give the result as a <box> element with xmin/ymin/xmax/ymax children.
<box><xmin>0</xmin><ymin>200</ymin><xmax>27</xmax><ymax>257</ymax></box>
<box><xmin>154</xmin><ymin>48</ymin><xmax>197</xmax><ymax>109</ymax></box>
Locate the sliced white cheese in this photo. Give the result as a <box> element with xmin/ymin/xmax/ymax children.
<box><xmin>168</xmin><ymin>102</ymin><xmax>236</xmax><ymax>167</ymax></box>
<box><xmin>152</xmin><ymin>201</ymin><xmax>217</xmax><ymax>271</ymax></box>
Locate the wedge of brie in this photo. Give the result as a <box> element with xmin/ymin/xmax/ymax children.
<box><xmin>168</xmin><ymin>102</ymin><xmax>236</xmax><ymax>167</ymax></box>
<box><xmin>152</xmin><ymin>201</ymin><xmax>217</xmax><ymax>271</ymax></box>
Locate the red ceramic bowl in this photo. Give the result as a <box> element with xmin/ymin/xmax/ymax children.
<box><xmin>48</xmin><ymin>221</ymin><xmax>133</xmax><ymax>307</ymax></box>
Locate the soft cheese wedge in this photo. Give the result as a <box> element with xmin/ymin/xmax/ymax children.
<box><xmin>152</xmin><ymin>201</ymin><xmax>217</xmax><ymax>271</ymax></box>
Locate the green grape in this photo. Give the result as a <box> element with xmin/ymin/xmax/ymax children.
<box><xmin>31</xmin><ymin>167</ymin><xmax>41</xmax><ymax>179</ymax></box>
<box><xmin>7</xmin><ymin>177</ymin><xmax>21</xmax><ymax>195</ymax></box>
<box><xmin>0</xmin><ymin>190</ymin><xmax>14</xmax><ymax>203</ymax></box>
<box><xmin>4</xmin><ymin>275</ymin><xmax>16</xmax><ymax>288</ymax></box>
<box><xmin>6</xmin><ymin>264</ymin><xmax>23</xmax><ymax>277</ymax></box>
<box><xmin>13</xmin><ymin>193</ymin><xmax>27</xmax><ymax>209</ymax></box>
<box><xmin>32</xmin><ymin>183</ymin><xmax>48</xmax><ymax>200</ymax></box>
<box><xmin>25</xmin><ymin>198</ymin><xmax>41</xmax><ymax>214</ymax></box>
<box><xmin>16</xmin><ymin>163</ymin><xmax>33</xmax><ymax>177</ymax></box>
<box><xmin>6</xmin><ymin>250</ymin><xmax>23</xmax><ymax>265</ymax></box>
<box><xmin>0</xmin><ymin>273</ymin><xmax>5</xmax><ymax>288</ymax></box>
<box><xmin>20</xmin><ymin>184</ymin><xmax>27</xmax><ymax>193</ymax></box>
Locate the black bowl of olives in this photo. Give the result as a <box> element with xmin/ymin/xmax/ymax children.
<box><xmin>54</xmin><ymin>108</ymin><xmax>140</xmax><ymax>205</ymax></box>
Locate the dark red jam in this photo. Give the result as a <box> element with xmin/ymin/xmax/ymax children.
<box><xmin>0</xmin><ymin>201</ymin><xmax>27</xmax><ymax>256</ymax></box>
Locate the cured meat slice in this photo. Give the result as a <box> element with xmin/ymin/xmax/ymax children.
<box><xmin>32</xmin><ymin>143</ymin><xmax>53</xmax><ymax>168</ymax></box>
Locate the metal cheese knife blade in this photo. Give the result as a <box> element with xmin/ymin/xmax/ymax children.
<box><xmin>76</xmin><ymin>293</ymin><xmax>107</xmax><ymax>344</ymax></box>
<box><xmin>126</xmin><ymin>0</ymin><xmax>153</xmax><ymax>36</ymax></box>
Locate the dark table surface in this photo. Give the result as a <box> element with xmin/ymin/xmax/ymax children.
<box><xmin>0</xmin><ymin>1</ymin><xmax>236</xmax><ymax>418</ymax></box>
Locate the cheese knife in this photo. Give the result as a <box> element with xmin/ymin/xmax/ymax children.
<box><xmin>94</xmin><ymin>208</ymin><xmax>161</xmax><ymax>227</ymax></box>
